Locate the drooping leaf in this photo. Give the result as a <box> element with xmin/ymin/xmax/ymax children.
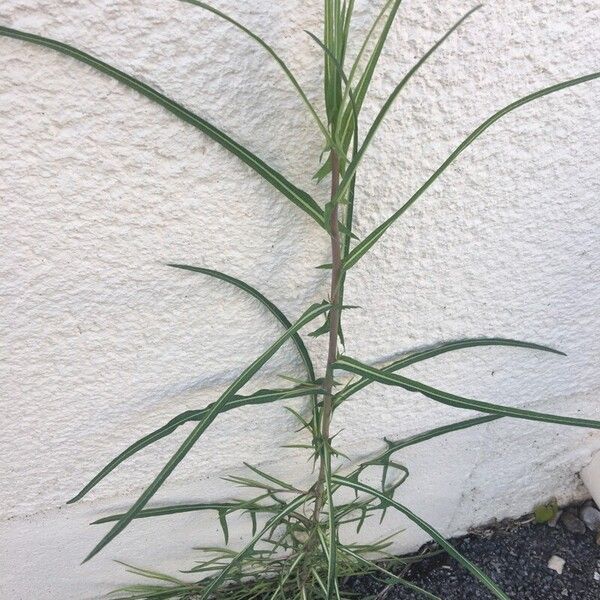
<box><xmin>334</xmin><ymin>355</ymin><xmax>600</xmax><ymax>430</ymax></box>
<box><xmin>0</xmin><ymin>26</ymin><xmax>326</xmax><ymax>228</ymax></box>
<box><xmin>335</xmin><ymin>337</ymin><xmax>565</xmax><ymax>405</ymax></box>
<box><xmin>167</xmin><ymin>264</ymin><xmax>317</xmax><ymax>388</ymax></box>
<box><xmin>82</xmin><ymin>303</ymin><xmax>330</xmax><ymax>562</ymax></box>
<box><xmin>218</xmin><ymin>509</ymin><xmax>230</xmax><ymax>545</ymax></box>
<box><xmin>341</xmin><ymin>546</ymin><xmax>441</xmax><ymax>599</ymax></box>
<box><xmin>332</xmin><ymin>475</ymin><xmax>510</xmax><ymax>600</ymax></box>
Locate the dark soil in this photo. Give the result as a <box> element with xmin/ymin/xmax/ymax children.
<box><xmin>349</xmin><ymin>511</ymin><xmax>600</xmax><ymax>599</ymax></box>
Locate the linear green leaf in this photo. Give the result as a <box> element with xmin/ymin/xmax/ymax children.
<box><xmin>0</xmin><ymin>25</ymin><xmax>326</xmax><ymax>227</ymax></box>
<box><xmin>333</xmin><ymin>6</ymin><xmax>481</xmax><ymax>209</ymax></box>
<box><xmin>242</xmin><ymin>462</ymin><xmax>301</xmax><ymax>493</ymax></box>
<box><xmin>335</xmin><ymin>337</ymin><xmax>564</xmax><ymax>405</ymax></box>
<box><xmin>323</xmin><ymin>0</ymin><xmax>343</xmax><ymax>127</ymax></box>
<box><xmin>92</xmin><ymin>501</ymin><xmax>277</xmax><ymax>524</ymax></box>
<box><xmin>334</xmin><ymin>355</ymin><xmax>600</xmax><ymax>430</ymax></box>
<box><xmin>341</xmin><ymin>546</ymin><xmax>441</xmax><ymax>600</ymax></box>
<box><xmin>180</xmin><ymin>0</ymin><xmax>335</xmax><ymax>149</ymax></box>
<box><xmin>332</xmin><ymin>475</ymin><xmax>510</xmax><ymax>600</ymax></box>
<box><xmin>83</xmin><ymin>303</ymin><xmax>330</xmax><ymax>562</ymax></box>
<box><xmin>350</xmin><ymin>415</ymin><xmax>500</xmax><ymax>481</ymax></box>
<box><xmin>167</xmin><ymin>262</ymin><xmax>324</xmax><ymax>475</ymax></box>
<box><xmin>167</xmin><ymin>264</ymin><xmax>317</xmax><ymax>389</ymax></box>
<box><xmin>335</xmin><ymin>0</ymin><xmax>403</xmax><ymax>155</ymax></box>
<box><xmin>269</xmin><ymin>552</ymin><xmax>305</xmax><ymax>600</ymax></box>
<box><xmin>68</xmin><ymin>385</ymin><xmax>318</xmax><ymax>504</ymax></box>
<box><xmin>344</xmin><ymin>69</ymin><xmax>600</xmax><ymax>269</ymax></box>
<box><xmin>197</xmin><ymin>494</ymin><xmax>309</xmax><ymax>600</ymax></box>
<box><xmin>313</xmin><ymin>0</ymin><xmax>398</xmax><ymax>182</ymax></box>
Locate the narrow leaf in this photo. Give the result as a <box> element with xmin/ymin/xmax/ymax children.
<box><xmin>83</xmin><ymin>303</ymin><xmax>329</xmax><ymax>562</ymax></box>
<box><xmin>218</xmin><ymin>509</ymin><xmax>229</xmax><ymax>545</ymax></box>
<box><xmin>180</xmin><ymin>1</ymin><xmax>333</xmax><ymax>147</ymax></box>
<box><xmin>68</xmin><ymin>385</ymin><xmax>317</xmax><ymax>504</ymax></box>
<box><xmin>197</xmin><ymin>494</ymin><xmax>309</xmax><ymax>600</ymax></box>
<box><xmin>335</xmin><ymin>356</ymin><xmax>600</xmax><ymax>430</ymax></box>
<box><xmin>242</xmin><ymin>462</ymin><xmax>300</xmax><ymax>492</ymax></box>
<box><xmin>341</xmin><ymin>546</ymin><xmax>441</xmax><ymax>600</ymax></box>
<box><xmin>352</xmin><ymin>414</ymin><xmax>500</xmax><ymax>478</ymax></box>
<box><xmin>336</xmin><ymin>0</ymin><xmax>402</xmax><ymax>152</ymax></box>
<box><xmin>334</xmin><ymin>6</ymin><xmax>482</xmax><ymax>208</ymax></box>
<box><xmin>335</xmin><ymin>337</ymin><xmax>564</xmax><ymax>405</ymax></box>
<box><xmin>167</xmin><ymin>264</ymin><xmax>317</xmax><ymax>389</ymax></box>
<box><xmin>0</xmin><ymin>26</ymin><xmax>326</xmax><ymax>227</ymax></box>
<box><xmin>344</xmin><ymin>69</ymin><xmax>600</xmax><ymax>269</ymax></box>
<box><xmin>91</xmin><ymin>502</ymin><xmax>269</xmax><ymax>524</ymax></box>
<box><xmin>332</xmin><ymin>476</ymin><xmax>510</xmax><ymax>600</ymax></box>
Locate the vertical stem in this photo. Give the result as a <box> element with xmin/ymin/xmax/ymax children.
<box><xmin>311</xmin><ymin>150</ymin><xmax>342</xmax><ymax>526</ymax></box>
<box><xmin>323</xmin><ymin>151</ymin><xmax>343</xmax><ymax>449</ymax></box>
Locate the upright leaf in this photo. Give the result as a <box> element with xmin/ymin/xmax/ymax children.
<box><xmin>180</xmin><ymin>0</ymin><xmax>334</xmax><ymax>147</ymax></box>
<box><xmin>333</xmin><ymin>6</ymin><xmax>482</xmax><ymax>208</ymax></box>
<box><xmin>344</xmin><ymin>70</ymin><xmax>600</xmax><ymax>269</ymax></box>
<box><xmin>335</xmin><ymin>0</ymin><xmax>403</xmax><ymax>155</ymax></box>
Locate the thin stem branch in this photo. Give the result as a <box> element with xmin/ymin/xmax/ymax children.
<box><xmin>301</xmin><ymin>152</ymin><xmax>343</xmax><ymax>594</ymax></box>
<box><xmin>312</xmin><ymin>150</ymin><xmax>341</xmax><ymax>519</ymax></box>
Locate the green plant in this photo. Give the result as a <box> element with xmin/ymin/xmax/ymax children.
<box><xmin>2</xmin><ymin>1</ymin><xmax>598</xmax><ymax>598</ymax></box>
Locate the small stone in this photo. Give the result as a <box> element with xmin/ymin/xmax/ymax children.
<box><xmin>548</xmin><ymin>510</ymin><xmax>563</xmax><ymax>528</ymax></box>
<box><xmin>561</xmin><ymin>510</ymin><xmax>586</xmax><ymax>534</ymax></box>
<box><xmin>548</xmin><ymin>555</ymin><xmax>565</xmax><ymax>575</ymax></box>
<box><xmin>596</xmin><ymin>532</ymin><xmax>600</xmax><ymax>546</ymax></box>
<box><xmin>580</xmin><ymin>506</ymin><xmax>600</xmax><ymax>532</ymax></box>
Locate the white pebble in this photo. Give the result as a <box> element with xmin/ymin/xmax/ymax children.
<box><xmin>547</xmin><ymin>555</ymin><xmax>565</xmax><ymax>575</ymax></box>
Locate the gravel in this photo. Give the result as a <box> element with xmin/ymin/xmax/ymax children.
<box><xmin>580</xmin><ymin>506</ymin><xmax>600</xmax><ymax>533</ymax></box>
<box><xmin>348</xmin><ymin>504</ymin><xmax>600</xmax><ymax>599</ymax></box>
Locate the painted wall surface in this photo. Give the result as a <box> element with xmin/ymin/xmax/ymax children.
<box><xmin>1</xmin><ymin>0</ymin><xmax>599</xmax><ymax>598</ymax></box>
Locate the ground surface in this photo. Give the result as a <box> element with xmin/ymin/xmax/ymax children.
<box><xmin>350</xmin><ymin>514</ymin><xmax>600</xmax><ymax>599</ymax></box>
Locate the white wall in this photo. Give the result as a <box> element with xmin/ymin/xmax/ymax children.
<box><xmin>1</xmin><ymin>0</ymin><xmax>599</xmax><ymax>598</ymax></box>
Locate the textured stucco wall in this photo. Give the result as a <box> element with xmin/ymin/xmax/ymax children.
<box><xmin>1</xmin><ymin>0</ymin><xmax>599</xmax><ymax>598</ymax></box>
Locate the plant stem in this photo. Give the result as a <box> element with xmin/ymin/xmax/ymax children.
<box><xmin>310</xmin><ymin>150</ymin><xmax>342</xmax><ymax>533</ymax></box>
<box><xmin>323</xmin><ymin>149</ymin><xmax>342</xmax><ymax>454</ymax></box>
